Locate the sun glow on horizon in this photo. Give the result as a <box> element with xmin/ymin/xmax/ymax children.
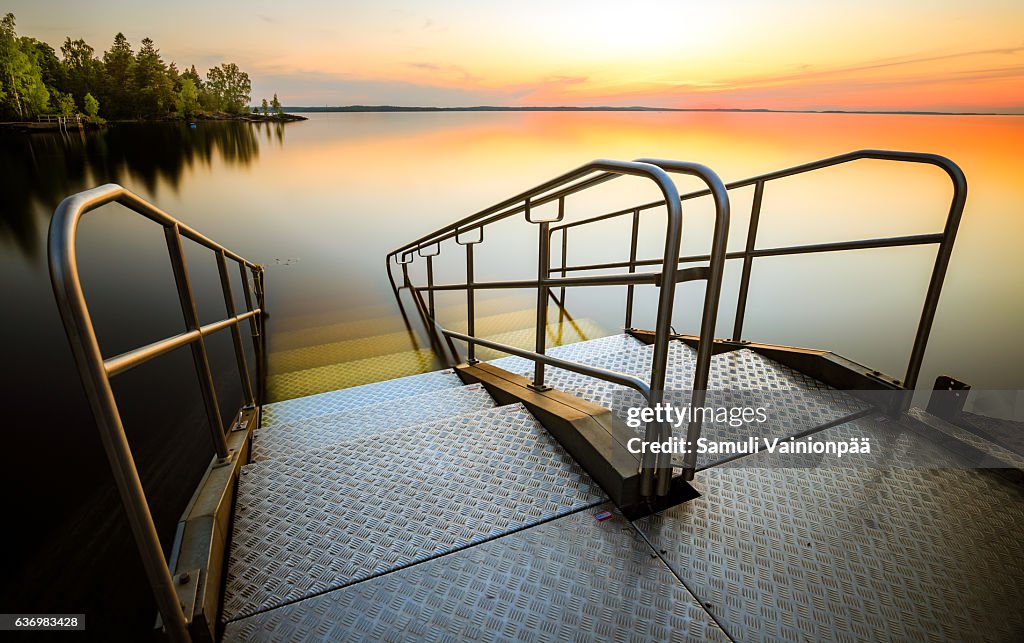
<box><xmin>7</xmin><ymin>0</ymin><xmax>1024</xmax><ymax>112</ymax></box>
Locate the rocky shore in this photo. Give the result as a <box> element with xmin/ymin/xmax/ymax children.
<box><xmin>192</xmin><ymin>111</ymin><xmax>307</xmax><ymax>123</ymax></box>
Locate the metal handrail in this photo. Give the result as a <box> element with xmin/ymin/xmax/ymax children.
<box><xmin>387</xmin><ymin>159</ymin><xmax>731</xmax><ymax>497</ymax></box>
<box><xmin>48</xmin><ymin>184</ymin><xmax>266</xmax><ymax>642</ymax></box>
<box><xmin>548</xmin><ymin>150</ymin><xmax>966</xmax><ymax>391</ymax></box>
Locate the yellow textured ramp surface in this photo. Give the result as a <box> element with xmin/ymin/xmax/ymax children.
<box><xmin>266</xmin><ymin>348</ymin><xmax>442</xmax><ymax>402</ymax></box>
<box><xmin>268</xmin><ymin>329</ymin><xmax>426</xmax><ymax>374</ymax></box>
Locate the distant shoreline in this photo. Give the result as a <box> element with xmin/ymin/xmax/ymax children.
<box><xmin>286</xmin><ymin>105</ymin><xmax>1023</xmax><ymax>116</ymax></box>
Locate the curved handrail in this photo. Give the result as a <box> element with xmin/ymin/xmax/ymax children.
<box><xmin>387</xmin><ymin>159</ymin><xmax>732</xmax><ymax>497</ymax></box>
<box><xmin>545</xmin><ymin>149</ymin><xmax>966</xmax><ymax>391</ymax></box>
<box><xmin>635</xmin><ymin>159</ymin><xmax>731</xmax><ymax>478</ymax></box>
<box><xmin>49</xmin><ymin>184</ymin><xmax>265</xmax><ymax>642</ymax></box>
<box><xmin>549</xmin><ymin>149</ymin><xmax>965</xmax><ymax>233</ymax></box>
<box><xmin>387</xmin><ymin>159</ymin><xmax>669</xmax><ymax>261</ymax></box>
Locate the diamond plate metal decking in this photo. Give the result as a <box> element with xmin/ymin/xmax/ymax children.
<box><xmin>493</xmin><ymin>337</ymin><xmax>870</xmax><ymax>468</ymax></box>
<box><xmin>635</xmin><ymin>415</ymin><xmax>1024</xmax><ymax>642</ymax></box>
<box><xmin>223</xmin><ymin>504</ymin><xmax>729</xmax><ymax>643</ymax></box>
<box><xmin>223</xmin><ymin>404</ymin><xmax>606</xmax><ymax>622</ymax></box>
<box><xmin>488</xmin><ymin>332</ymin><xmax>647</xmax><ymax>374</ymax></box>
<box><xmin>261</xmin><ymin>369</ymin><xmax>463</xmax><ymax>428</ymax></box>
<box><xmin>252</xmin><ymin>383</ymin><xmax>497</xmax><ymax>462</ymax></box>
<box><xmin>228</xmin><ymin>332</ymin><xmax>1022</xmax><ymax>641</ymax></box>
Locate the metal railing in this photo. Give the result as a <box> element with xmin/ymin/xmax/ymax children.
<box><xmin>48</xmin><ymin>184</ymin><xmax>266</xmax><ymax>642</ymax></box>
<box><xmin>387</xmin><ymin>149</ymin><xmax>966</xmax><ymax>498</ymax></box>
<box><xmin>550</xmin><ymin>150</ymin><xmax>966</xmax><ymax>391</ymax></box>
<box><xmin>387</xmin><ymin>159</ymin><xmax>732</xmax><ymax>498</ymax></box>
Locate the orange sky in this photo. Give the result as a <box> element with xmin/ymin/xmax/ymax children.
<box><xmin>10</xmin><ymin>1</ymin><xmax>1024</xmax><ymax>112</ymax></box>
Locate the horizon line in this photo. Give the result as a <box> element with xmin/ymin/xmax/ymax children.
<box><xmin>279</xmin><ymin>105</ymin><xmax>1024</xmax><ymax>116</ymax></box>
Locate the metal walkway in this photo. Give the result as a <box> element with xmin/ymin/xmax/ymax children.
<box><xmin>224</xmin><ymin>402</ymin><xmax>606</xmax><ymax>622</ymax></box>
<box><xmin>218</xmin><ymin>333</ymin><xmax>1024</xmax><ymax>640</ymax></box>
<box><xmin>49</xmin><ymin>153</ymin><xmax>1009</xmax><ymax>641</ymax></box>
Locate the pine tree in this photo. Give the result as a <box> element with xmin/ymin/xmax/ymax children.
<box><xmin>102</xmin><ymin>32</ymin><xmax>134</xmax><ymax>118</ymax></box>
<box><xmin>134</xmin><ymin>37</ymin><xmax>173</xmax><ymax>117</ymax></box>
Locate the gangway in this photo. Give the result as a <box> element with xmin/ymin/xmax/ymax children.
<box><xmin>48</xmin><ymin>151</ymin><xmax>1024</xmax><ymax>641</ymax></box>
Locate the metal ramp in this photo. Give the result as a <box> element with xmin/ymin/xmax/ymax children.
<box><xmin>221</xmin><ymin>333</ymin><xmax>1024</xmax><ymax>640</ymax></box>
<box><xmin>223</xmin><ymin>394</ymin><xmax>607</xmax><ymax>623</ymax></box>
<box><xmin>636</xmin><ymin>415</ymin><xmax>1024</xmax><ymax>641</ymax></box>
<box><xmin>252</xmin><ymin>382</ymin><xmax>497</xmax><ymax>462</ymax></box>
<box><xmin>224</xmin><ymin>504</ymin><xmax>729</xmax><ymax>642</ymax></box>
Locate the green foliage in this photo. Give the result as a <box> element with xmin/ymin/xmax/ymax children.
<box><xmin>0</xmin><ymin>13</ymin><xmax>279</xmax><ymax>122</ymax></box>
<box><xmin>101</xmin><ymin>32</ymin><xmax>134</xmax><ymax>118</ymax></box>
<box><xmin>271</xmin><ymin>93</ymin><xmax>282</xmax><ymax>115</ymax></box>
<box><xmin>181</xmin><ymin>64</ymin><xmax>203</xmax><ymax>89</ymax></box>
<box><xmin>261</xmin><ymin>97</ymin><xmax>268</xmax><ymax>115</ymax></box>
<box><xmin>206</xmin><ymin>63</ymin><xmax>251</xmax><ymax>114</ymax></box>
<box><xmin>51</xmin><ymin>88</ymin><xmax>76</xmax><ymax>115</ymax></box>
<box><xmin>26</xmin><ymin>38</ymin><xmax>61</xmax><ymax>91</ymax></box>
<box><xmin>60</xmin><ymin>37</ymin><xmax>101</xmax><ymax>107</ymax></box>
<box><xmin>0</xmin><ymin>13</ymin><xmax>51</xmax><ymax>118</ymax></box>
<box><xmin>83</xmin><ymin>91</ymin><xmax>99</xmax><ymax>117</ymax></box>
<box><xmin>133</xmin><ymin>37</ymin><xmax>174</xmax><ymax>116</ymax></box>
<box><xmin>177</xmin><ymin>77</ymin><xmax>199</xmax><ymax>117</ymax></box>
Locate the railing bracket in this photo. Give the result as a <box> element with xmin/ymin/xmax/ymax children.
<box><xmin>167</xmin><ymin>567</ymin><xmax>199</xmax><ymax>627</ymax></box>
<box><xmin>213</xmin><ymin>450</ymin><xmax>236</xmax><ymax>468</ymax></box>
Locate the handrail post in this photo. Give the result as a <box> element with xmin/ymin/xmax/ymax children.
<box><xmin>635</xmin><ymin>159</ymin><xmax>730</xmax><ymax>493</ymax></box>
<box><xmin>732</xmin><ymin>180</ymin><xmax>764</xmax><ymax>341</ymax></box>
<box><xmin>558</xmin><ymin>227</ymin><xmax>568</xmax><ymax>328</ymax></box>
<box><xmin>426</xmin><ymin>256</ymin><xmax>436</xmax><ymax>319</ymax></box>
<box><xmin>642</xmin><ymin>196</ymin><xmax>683</xmax><ymax>497</ymax></box>
<box><xmin>531</xmin><ymin>220</ymin><xmax>552</xmax><ymax>390</ymax></box>
<box><xmin>255</xmin><ymin>267</ymin><xmax>267</xmax><ymax>405</ymax></box>
<box><xmin>466</xmin><ymin>243</ymin><xmax>477</xmax><ymax>363</ymax></box>
<box><xmin>165</xmin><ymin>224</ymin><xmax>229</xmax><ymax>459</ymax></box>
<box><xmin>216</xmin><ymin>251</ymin><xmax>255</xmax><ymax>407</ymax></box>
<box><xmin>904</xmin><ymin>159</ymin><xmax>967</xmax><ymax>392</ymax></box>
<box><xmin>624</xmin><ymin>208</ymin><xmax>640</xmax><ymax>329</ymax></box>
<box><xmin>238</xmin><ymin>263</ymin><xmax>264</xmax><ymax>405</ymax></box>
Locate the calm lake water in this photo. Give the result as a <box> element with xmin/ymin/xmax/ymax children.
<box><xmin>1</xmin><ymin>111</ymin><xmax>1022</xmax><ymax>634</ymax></box>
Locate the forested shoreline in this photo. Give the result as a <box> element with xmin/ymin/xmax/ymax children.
<box><xmin>0</xmin><ymin>13</ymin><xmax>286</xmax><ymax>123</ymax></box>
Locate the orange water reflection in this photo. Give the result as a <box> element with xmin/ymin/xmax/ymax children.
<box><xmin>157</xmin><ymin>112</ymin><xmax>1022</xmax><ymax>399</ymax></box>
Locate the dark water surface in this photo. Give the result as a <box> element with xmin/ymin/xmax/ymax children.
<box><xmin>1</xmin><ymin>112</ymin><xmax>1021</xmax><ymax>636</ymax></box>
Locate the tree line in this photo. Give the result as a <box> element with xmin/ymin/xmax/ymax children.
<box><xmin>0</xmin><ymin>12</ymin><xmax>267</xmax><ymax>121</ymax></box>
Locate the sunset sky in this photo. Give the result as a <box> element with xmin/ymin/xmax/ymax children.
<box><xmin>10</xmin><ymin>1</ymin><xmax>1024</xmax><ymax>112</ymax></box>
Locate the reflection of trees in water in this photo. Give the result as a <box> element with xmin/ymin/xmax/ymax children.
<box><xmin>0</xmin><ymin>121</ymin><xmax>282</xmax><ymax>260</ymax></box>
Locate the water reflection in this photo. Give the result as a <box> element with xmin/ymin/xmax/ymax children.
<box><xmin>0</xmin><ymin>120</ymin><xmax>281</xmax><ymax>259</ymax></box>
